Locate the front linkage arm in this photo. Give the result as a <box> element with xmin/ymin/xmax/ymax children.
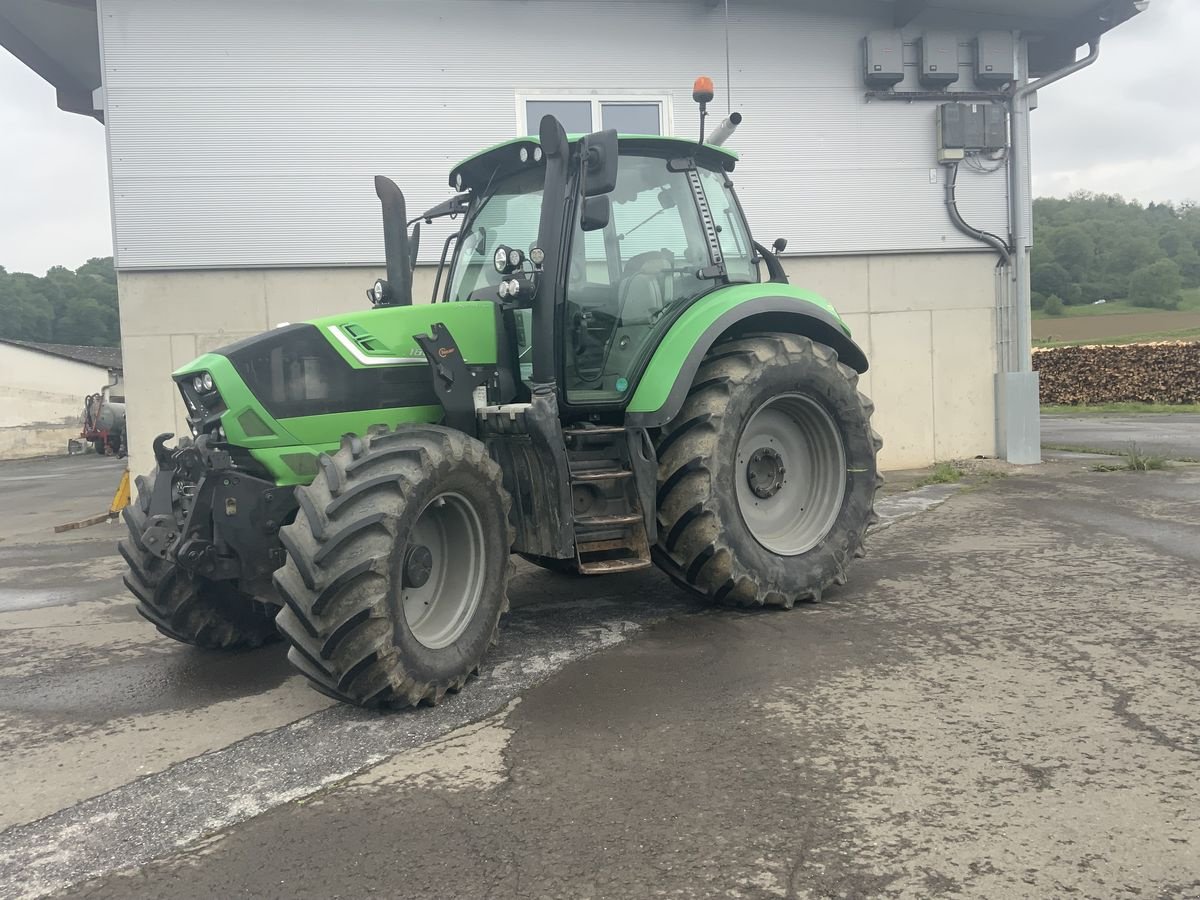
<box><xmin>141</xmin><ymin>432</ymin><xmax>296</xmax><ymax>589</ymax></box>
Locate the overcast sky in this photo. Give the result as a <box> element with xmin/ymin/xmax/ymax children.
<box><xmin>0</xmin><ymin>0</ymin><xmax>1194</xmax><ymax>276</ymax></box>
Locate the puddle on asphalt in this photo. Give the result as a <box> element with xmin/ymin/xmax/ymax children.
<box><xmin>0</xmin><ymin>585</ymin><xmax>109</xmax><ymax>613</ymax></box>
<box><xmin>0</xmin><ymin>642</ymin><xmax>296</xmax><ymax>720</ymax></box>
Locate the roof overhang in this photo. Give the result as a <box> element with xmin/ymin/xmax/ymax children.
<box><xmin>1</xmin><ymin>0</ymin><xmax>1149</xmax><ymax>123</ymax></box>
<box><xmin>0</xmin><ymin>0</ymin><xmax>101</xmax><ymax>121</ymax></box>
<box><xmin>882</xmin><ymin>0</ymin><xmax>1148</xmax><ymax>73</ymax></box>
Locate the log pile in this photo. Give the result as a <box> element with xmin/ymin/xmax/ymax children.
<box><xmin>1033</xmin><ymin>342</ymin><xmax>1200</xmax><ymax>405</ymax></box>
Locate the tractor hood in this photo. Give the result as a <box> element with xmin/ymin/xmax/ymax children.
<box><xmin>171</xmin><ymin>301</ymin><xmax>502</xmax><ymax>485</ymax></box>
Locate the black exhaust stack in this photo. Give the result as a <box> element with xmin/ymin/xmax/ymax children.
<box><xmin>374</xmin><ymin>175</ymin><xmax>413</xmax><ymax>306</ymax></box>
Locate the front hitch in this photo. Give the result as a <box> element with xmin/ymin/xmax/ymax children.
<box><xmin>136</xmin><ymin>434</ymin><xmax>296</xmax><ymax>586</ymax></box>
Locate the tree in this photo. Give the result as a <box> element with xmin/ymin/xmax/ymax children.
<box><xmin>1043</xmin><ymin>294</ymin><xmax>1065</xmax><ymax>316</ymax></box>
<box><xmin>1048</xmin><ymin>226</ymin><xmax>1095</xmax><ymax>282</ymax></box>
<box><xmin>0</xmin><ymin>257</ymin><xmax>120</xmax><ymax>347</ymax></box>
<box><xmin>1128</xmin><ymin>259</ymin><xmax>1182</xmax><ymax>310</ymax></box>
<box><xmin>1032</xmin><ymin>262</ymin><xmax>1071</xmax><ymax>300</ymax></box>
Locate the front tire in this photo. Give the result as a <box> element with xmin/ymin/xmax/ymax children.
<box><xmin>120</xmin><ymin>473</ymin><xmax>280</xmax><ymax>649</ymax></box>
<box><xmin>653</xmin><ymin>333</ymin><xmax>882</xmax><ymax>608</ymax></box>
<box><xmin>274</xmin><ymin>426</ymin><xmax>513</xmax><ymax>708</ymax></box>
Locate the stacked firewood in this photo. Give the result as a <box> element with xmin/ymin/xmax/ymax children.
<box><xmin>1033</xmin><ymin>342</ymin><xmax>1200</xmax><ymax>405</ymax></box>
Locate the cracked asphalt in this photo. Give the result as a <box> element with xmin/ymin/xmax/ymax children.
<box><xmin>1</xmin><ymin>454</ymin><xmax>1198</xmax><ymax>899</ymax></box>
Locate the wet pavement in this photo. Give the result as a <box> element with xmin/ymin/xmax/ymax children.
<box><xmin>1042</xmin><ymin>412</ymin><xmax>1200</xmax><ymax>460</ymax></box>
<box><xmin>1</xmin><ymin>456</ymin><xmax>1198</xmax><ymax>899</ymax></box>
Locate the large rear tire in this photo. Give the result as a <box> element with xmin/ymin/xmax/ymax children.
<box><xmin>652</xmin><ymin>333</ymin><xmax>882</xmax><ymax>608</ymax></box>
<box><xmin>274</xmin><ymin>426</ymin><xmax>513</xmax><ymax>708</ymax></box>
<box><xmin>120</xmin><ymin>473</ymin><xmax>280</xmax><ymax>649</ymax></box>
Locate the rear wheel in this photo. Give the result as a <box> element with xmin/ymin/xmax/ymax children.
<box><xmin>653</xmin><ymin>333</ymin><xmax>882</xmax><ymax>608</ymax></box>
<box><xmin>120</xmin><ymin>473</ymin><xmax>280</xmax><ymax>649</ymax></box>
<box><xmin>274</xmin><ymin>426</ymin><xmax>513</xmax><ymax>708</ymax></box>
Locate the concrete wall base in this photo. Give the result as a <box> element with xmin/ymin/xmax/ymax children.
<box><xmin>0</xmin><ymin>424</ymin><xmax>82</xmax><ymax>460</ymax></box>
<box><xmin>117</xmin><ymin>253</ymin><xmax>999</xmax><ymax>476</ymax></box>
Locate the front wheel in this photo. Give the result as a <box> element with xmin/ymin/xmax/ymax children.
<box><xmin>120</xmin><ymin>473</ymin><xmax>280</xmax><ymax>648</ymax></box>
<box><xmin>653</xmin><ymin>333</ymin><xmax>881</xmax><ymax>608</ymax></box>
<box><xmin>274</xmin><ymin>426</ymin><xmax>513</xmax><ymax>708</ymax></box>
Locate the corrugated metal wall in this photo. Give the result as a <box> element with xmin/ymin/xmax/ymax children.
<box><xmin>98</xmin><ymin>0</ymin><xmax>1015</xmax><ymax>270</ymax></box>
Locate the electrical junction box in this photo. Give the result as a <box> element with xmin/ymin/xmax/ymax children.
<box><xmin>937</xmin><ymin>102</ymin><xmax>1008</xmax><ymax>162</ymax></box>
<box><xmin>919</xmin><ymin>32</ymin><xmax>960</xmax><ymax>88</ymax></box>
<box><xmin>863</xmin><ymin>30</ymin><xmax>905</xmax><ymax>88</ymax></box>
<box><xmin>975</xmin><ymin>31</ymin><xmax>1015</xmax><ymax>86</ymax></box>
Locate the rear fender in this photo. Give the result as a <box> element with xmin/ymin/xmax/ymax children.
<box><xmin>625</xmin><ymin>286</ymin><xmax>868</xmax><ymax>429</ymax></box>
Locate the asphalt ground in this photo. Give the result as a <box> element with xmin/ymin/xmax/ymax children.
<box><xmin>1042</xmin><ymin>413</ymin><xmax>1200</xmax><ymax>460</ymax></box>
<box><xmin>1</xmin><ymin>452</ymin><xmax>1197</xmax><ymax>898</ymax></box>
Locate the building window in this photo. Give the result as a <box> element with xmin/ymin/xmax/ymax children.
<box><xmin>519</xmin><ymin>95</ymin><xmax>670</xmax><ymax>136</ymax></box>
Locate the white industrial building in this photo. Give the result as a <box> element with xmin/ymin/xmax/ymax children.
<box><xmin>0</xmin><ymin>339</ymin><xmax>123</xmax><ymax>459</ymax></box>
<box><xmin>1</xmin><ymin>0</ymin><xmax>1146</xmax><ymax>475</ymax></box>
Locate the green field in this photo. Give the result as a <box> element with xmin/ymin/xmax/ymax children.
<box><xmin>1033</xmin><ymin>287</ymin><xmax>1200</xmax><ymax>321</ymax></box>
<box><xmin>1042</xmin><ymin>402</ymin><xmax>1200</xmax><ymax>415</ymax></box>
<box><xmin>1032</xmin><ymin>288</ymin><xmax>1200</xmax><ymax>346</ymax></box>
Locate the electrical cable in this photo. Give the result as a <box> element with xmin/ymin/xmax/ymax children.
<box><xmin>944</xmin><ymin>162</ymin><xmax>1010</xmax><ymax>263</ymax></box>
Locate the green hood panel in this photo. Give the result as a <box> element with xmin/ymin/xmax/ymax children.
<box><xmin>171</xmin><ymin>302</ymin><xmax>501</xmax><ymax>486</ymax></box>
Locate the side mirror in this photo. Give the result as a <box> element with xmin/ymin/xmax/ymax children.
<box><xmin>581</xmin><ymin>129</ymin><xmax>618</xmax><ymax>197</ymax></box>
<box><xmin>409</xmin><ymin>222</ymin><xmax>421</xmax><ymax>271</ymax></box>
<box><xmin>581</xmin><ymin>196</ymin><xmax>611</xmax><ymax>232</ymax></box>
<box><xmin>772</xmin><ymin>237</ymin><xmax>788</xmax><ymax>254</ymax></box>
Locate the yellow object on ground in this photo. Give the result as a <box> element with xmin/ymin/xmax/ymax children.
<box><xmin>53</xmin><ymin>469</ymin><xmax>131</xmax><ymax>533</ymax></box>
<box><xmin>109</xmin><ymin>469</ymin><xmax>131</xmax><ymax>516</ymax></box>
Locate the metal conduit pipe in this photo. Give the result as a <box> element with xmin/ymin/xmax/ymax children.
<box><xmin>1008</xmin><ymin>39</ymin><xmax>1101</xmax><ymax>372</ymax></box>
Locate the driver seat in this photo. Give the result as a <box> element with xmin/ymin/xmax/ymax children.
<box><xmin>617</xmin><ymin>250</ymin><xmax>674</xmax><ymax>325</ymax></box>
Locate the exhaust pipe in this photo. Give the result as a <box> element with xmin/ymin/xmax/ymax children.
<box><xmin>706</xmin><ymin>112</ymin><xmax>742</xmax><ymax>146</ymax></box>
<box><xmin>374</xmin><ymin>175</ymin><xmax>413</xmax><ymax>306</ymax></box>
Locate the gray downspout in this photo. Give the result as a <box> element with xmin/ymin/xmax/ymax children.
<box><xmin>999</xmin><ymin>37</ymin><xmax>1101</xmax><ymax>464</ymax></box>
<box><xmin>1009</xmin><ymin>38</ymin><xmax>1101</xmax><ymax>372</ymax></box>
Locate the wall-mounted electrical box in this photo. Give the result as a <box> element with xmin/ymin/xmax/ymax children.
<box><xmin>919</xmin><ymin>32</ymin><xmax>960</xmax><ymax>88</ymax></box>
<box><xmin>975</xmin><ymin>31</ymin><xmax>1016</xmax><ymax>86</ymax></box>
<box><xmin>937</xmin><ymin>102</ymin><xmax>1008</xmax><ymax>162</ymax></box>
<box><xmin>863</xmin><ymin>30</ymin><xmax>905</xmax><ymax>88</ymax></box>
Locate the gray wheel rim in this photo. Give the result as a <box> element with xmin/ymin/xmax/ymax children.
<box><xmin>734</xmin><ymin>393</ymin><xmax>846</xmax><ymax>556</ymax></box>
<box><xmin>401</xmin><ymin>492</ymin><xmax>486</xmax><ymax>650</ymax></box>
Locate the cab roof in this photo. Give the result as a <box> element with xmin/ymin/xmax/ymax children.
<box><xmin>449</xmin><ymin>134</ymin><xmax>739</xmax><ymax>190</ymax></box>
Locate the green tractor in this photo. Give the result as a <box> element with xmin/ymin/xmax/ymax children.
<box><xmin>120</xmin><ymin>84</ymin><xmax>882</xmax><ymax>708</ymax></box>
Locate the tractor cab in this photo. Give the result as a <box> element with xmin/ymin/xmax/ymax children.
<box><xmin>438</xmin><ymin>133</ymin><xmax>760</xmax><ymax>406</ymax></box>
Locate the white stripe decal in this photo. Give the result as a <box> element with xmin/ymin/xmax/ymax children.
<box><xmin>327</xmin><ymin>325</ymin><xmax>425</xmax><ymax>367</ymax></box>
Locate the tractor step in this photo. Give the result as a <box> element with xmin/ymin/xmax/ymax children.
<box><xmin>575</xmin><ymin>513</ymin><xmax>643</xmax><ymax>528</ymax></box>
<box><xmin>565</xmin><ymin>425</ymin><xmax>652</xmax><ymax>575</ymax></box>
<box><xmin>577</xmin><ymin>557</ymin><xmax>653</xmax><ymax>575</ymax></box>
<box><xmin>571</xmin><ymin>469</ymin><xmax>632</xmax><ymax>483</ymax></box>
<box><xmin>564</xmin><ymin>426</ymin><xmax>627</xmax><ymax>439</ymax></box>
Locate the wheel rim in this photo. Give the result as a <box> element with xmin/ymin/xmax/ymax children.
<box><xmin>400</xmin><ymin>492</ymin><xmax>487</xmax><ymax>650</ymax></box>
<box><xmin>734</xmin><ymin>393</ymin><xmax>846</xmax><ymax>556</ymax></box>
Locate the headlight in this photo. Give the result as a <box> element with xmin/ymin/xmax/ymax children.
<box><xmin>508</xmin><ymin>248</ymin><xmax>524</xmax><ymax>268</ymax></box>
<box><xmin>498</xmin><ymin>280</ymin><xmax>511</xmax><ymax>299</ymax></box>
<box><xmin>370</xmin><ymin>279</ymin><xmax>388</xmax><ymax>304</ymax></box>
<box><xmin>529</xmin><ymin>247</ymin><xmax>545</xmax><ymax>266</ymax></box>
<box><xmin>192</xmin><ymin>375</ymin><xmax>205</xmax><ymax>393</ymax></box>
<box><xmin>216</xmin><ymin>425</ymin><xmax>226</xmax><ymax>441</ymax></box>
<box><xmin>493</xmin><ymin>246</ymin><xmax>509</xmax><ymax>273</ymax></box>
<box><xmin>201</xmin><ymin>372</ymin><xmax>214</xmax><ymax>391</ymax></box>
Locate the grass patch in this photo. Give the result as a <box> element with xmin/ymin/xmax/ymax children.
<box><xmin>1032</xmin><ymin>288</ymin><xmax>1200</xmax><ymax>321</ymax></box>
<box><xmin>1123</xmin><ymin>442</ymin><xmax>1166</xmax><ymax>472</ymax></box>
<box><xmin>915</xmin><ymin>461</ymin><xmax>962</xmax><ymax>487</ymax></box>
<box><xmin>1042</xmin><ymin>402</ymin><xmax>1200</xmax><ymax>415</ymax></box>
